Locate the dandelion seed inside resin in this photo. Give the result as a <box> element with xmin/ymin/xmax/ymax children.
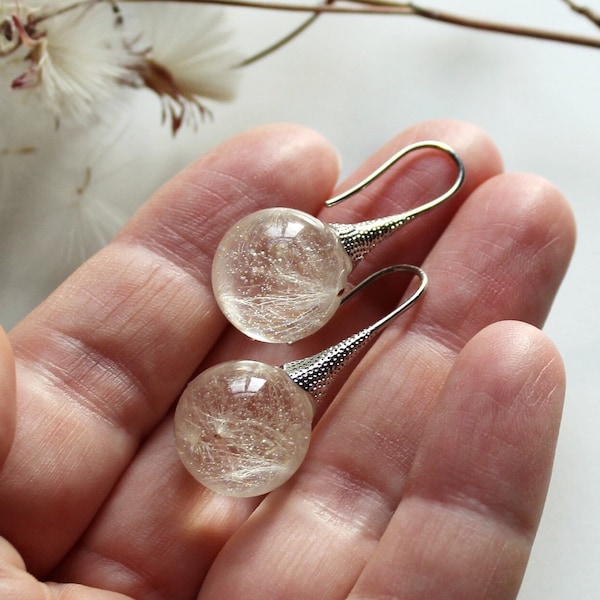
<box><xmin>174</xmin><ymin>360</ymin><xmax>315</xmax><ymax>497</ymax></box>
<box><xmin>212</xmin><ymin>208</ymin><xmax>352</xmax><ymax>343</ymax></box>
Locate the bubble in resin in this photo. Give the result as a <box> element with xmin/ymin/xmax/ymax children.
<box><xmin>212</xmin><ymin>207</ymin><xmax>353</xmax><ymax>343</ymax></box>
<box><xmin>174</xmin><ymin>360</ymin><xmax>315</xmax><ymax>497</ymax></box>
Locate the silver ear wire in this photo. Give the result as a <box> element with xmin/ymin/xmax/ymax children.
<box><xmin>282</xmin><ymin>264</ymin><xmax>427</xmax><ymax>401</ymax></box>
<box><xmin>325</xmin><ymin>140</ymin><xmax>464</xmax><ymax>208</ymax></box>
<box><xmin>326</xmin><ymin>141</ymin><xmax>465</xmax><ymax>264</ymax></box>
<box><xmin>212</xmin><ymin>140</ymin><xmax>460</xmax><ymax>343</ymax></box>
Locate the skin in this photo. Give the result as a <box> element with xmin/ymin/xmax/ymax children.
<box><xmin>0</xmin><ymin>120</ymin><xmax>575</xmax><ymax>599</ymax></box>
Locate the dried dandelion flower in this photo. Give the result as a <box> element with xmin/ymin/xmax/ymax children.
<box><xmin>1</xmin><ymin>0</ymin><xmax>132</xmax><ymax>121</ymax></box>
<box><xmin>1</xmin><ymin>1</ymin><xmax>241</xmax><ymax>130</ymax></box>
<box><xmin>0</xmin><ymin>1</ymin><xmax>242</xmax><ymax>327</ymax></box>
<box><xmin>127</xmin><ymin>4</ymin><xmax>242</xmax><ymax>133</ymax></box>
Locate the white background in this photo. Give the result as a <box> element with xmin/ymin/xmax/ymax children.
<box><xmin>3</xmin><ymin>1</ymin><xmax>599</xmax><ymax>597</ymax></box>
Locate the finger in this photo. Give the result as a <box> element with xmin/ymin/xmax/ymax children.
<box><xmin>414</xmin><ymin>172</ymin><xmax>577</xmax><ymax>348</ymax></box>
<box><xmin>0</xmin><ymin>124</ymin><xmax>340</xmax><ymax>575</ymax></box>
<box><xmin>348</xmin><ymin>321</ymin><xmax>565</xmax><ymax>600</ymax></box>
<box><xmin>0</xmin><ymin>537</ymin><xmax>132</xmax><ymax>600</ymax></box>
<box><xmin>53</xmin><ymin>417</ymin><xmax>261</xmax><ymax>599</ymax></box>
<box><xmin>197</xmin><ymin>173</ymin><xmax>575</xmax><ymax>598</ymax></box>
<box><xmin>0</xmin><ymin>327</ymin><xmax>15</xmax><ymax>468</ymax></box>
<box><xmin>51</xmin><ymin>120</ymin><xmax>504</xmax><ymax>599</ymax></box>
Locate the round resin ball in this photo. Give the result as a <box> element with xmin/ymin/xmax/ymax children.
<box><xmin>174</xmin><ymin>360</ymin><xmax>315</xmax><ymax>497</ymax></box>
<box><xmin>212</xmin><ymin>207</ymin><xmax>353</xmax><ymax>343</ymax></box>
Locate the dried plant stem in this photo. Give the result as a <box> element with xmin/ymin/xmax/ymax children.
<box><xmin>238</xmin><ymin>10</ymin><xmax>321</xmax><ymax>66</ymax></box>
<box><xmin>29</xmin><ymin>0</ymin><xmax>121</xmax><ymax>26</ymax></box>
<box><xmin>238</xmin><ymin>16</ymin><xmax>316</xmax><ymax>65</ymax></box>
<box><xmin>237</xmin><ymin>0</ymin><xmax>337</xmax><ymax>66</ymax></box>
<box><xmin>177</xmin><ymin>0</ymin><xmax>600</xmax><ymax>50</ymax></box>
<box><xmin>561</xmin><ymin>0</ymin><xmax>600</xmax><ymax>28</ymax></box>
<box><xmin>403</xmin><ymin>2</ymin><xmax>600</xmax><ymax>48</ymax></box>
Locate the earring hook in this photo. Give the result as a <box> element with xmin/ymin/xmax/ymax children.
<box><xmin>325</xmin><ymin>141</ymin><xmax>465</xmax><ymax>266</ymax></box>
<box><xmin>325</xmin><ymin>140</ymin><xmax>465</xmax><ymax>218</ymax></box>
<box><xmin>339</xmin><ymin>263</ymin><xmax>428</xmax><ymax>332</ymax></box>
<box><xmin>211</xmin><ymin>140</ymin><xmax>459</xmax><ymax>344</ymax></box>
<box><xmin>283</xmin><ymin>264</ymin><xmax>427</xmax><ymax>402</ymax></box>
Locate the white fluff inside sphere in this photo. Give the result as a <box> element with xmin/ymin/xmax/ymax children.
<box><xmin>212</xmin><ymin>207</ymin><xmax>352</xmax><ymax>343</ymax></box>
<box><xmin>174</xmin><ymin>360</ymin><xmax>315</xmax><ymax>497</ymax></box>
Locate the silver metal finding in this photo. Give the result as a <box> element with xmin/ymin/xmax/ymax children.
<box><xmin>282</xmin><ymin>264</ymin><xmax>427</xmax><ymax>402</ymax></box>
<box><xmin>326</xmin><ymin>140</ymin><xmax>465</xmax><ymax>264</ymax></box>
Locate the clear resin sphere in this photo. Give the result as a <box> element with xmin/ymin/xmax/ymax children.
<box><xmin>212</xmin><ymin>207</ymin><xmax>353</xmax><ymax>343</ymax></box>
<box><xmin>174</xmin><ymin>360</ymin><xmax>315</xmax><ymax>497</ymax></box>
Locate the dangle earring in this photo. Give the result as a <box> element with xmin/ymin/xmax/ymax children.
<box><xmin>174</xmin><ymin>264</ymin><xmax>427</xmax><ymax>498</ymax></box>
<box><xmin>212</xmin><ymin>140</ymin><xmax>464</xmax><ymax>343</ymax></box>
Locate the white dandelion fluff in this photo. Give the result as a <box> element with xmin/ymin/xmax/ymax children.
<box><xmin>0</xmin><ymin>1</ymin><xmax>243</xmax><ymax>327</ymax></box>
<box><xmin>127</xmin><ymin>3</ymin><xmax>242</xmax><ymax>133</ymax></box>
<box><xmin>2</xmin><ymin>0</ymin><xmax>132</xmax><ymax>121</ymax></box>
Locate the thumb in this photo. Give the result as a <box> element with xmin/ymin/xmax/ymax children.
<box><xmin>0</xmin><ymin>326</ymin><xmax>16</xmax><ymax>468</ymax></box>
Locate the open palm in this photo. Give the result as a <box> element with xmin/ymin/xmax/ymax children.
<box><xmin>0</xmin><ymin>120</ymin><xmax>575</xmax><ymax>599</ymax></box>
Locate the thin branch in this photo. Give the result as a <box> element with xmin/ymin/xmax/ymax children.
<box><xmin>238</xmin><ymin>13</ymin><xmax>320</xmax><ymax>65</ymax></box>
<box><xmin>561</xmin><ymin>0</ymin><xmax>600</xmax><ymax>28</ymax></box>
<box><xmin>403</xmin><ymin>1</ymin><xmax>600</xmax><ymax>48</ymax></box>
<box><xmin>30</xmin><ymin>0</ymin><xmax>121</xmax><ymax>26</ymax></box>
<box><xmin>170</xmin><ymin>0</ymin><xmax>600</xmax><ymax>50</ymax></box>
<box><xmin>238</xmin><ymin>0</ymin><xmax>334</xmax><ymax>67</ymax></box>
<box><xmin>166</xmin><ymin>0</ymin><xmax>412</xmax><ymax>15</ymax></box>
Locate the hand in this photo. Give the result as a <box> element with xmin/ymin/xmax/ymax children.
<box><xmin>0</xmin><ymin>121</ymin><xmax>575</xmax><ymax>599</ymax></box>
